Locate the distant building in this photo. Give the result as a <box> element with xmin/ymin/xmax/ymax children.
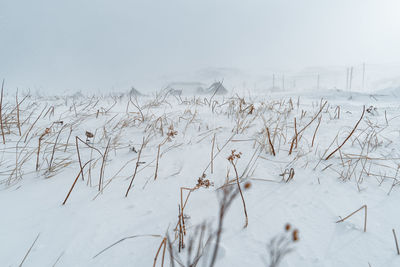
<box><xmin>166</xmin><ymin>82</ymin><xmax>206</xmax><ymax>95</ymax></box>
<box><xmin>129</xmin><ymin>87</ymin><xmax>144</xmax><ymax>96</ymax></box>
<box><xmin>204</xmin><ymin>82</ymin><xmax>228</xmax><ymax>95</ymax></box>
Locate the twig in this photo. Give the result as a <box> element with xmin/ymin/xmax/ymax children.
<box><xmin>19</xmin><ymin>233</ymin><xmax>40</xmax><ymax>267</ymax></box>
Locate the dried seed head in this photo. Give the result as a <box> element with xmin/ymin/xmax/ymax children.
<box><xmin>285</xmin><ymin>223</ymin><xmax>291</xmax><ymax>232</ymax></box>
<box><xmin>196</xmin><ymin>175</ymin><xmax>213</xmax><ymax>188</ymax></box>
<box><xmin>292</xmin><ymin>229</ymin><xmax>299</xmax><ymax>242</ymax></box>
<box><xmin>244</xmin><ymin>182</ymin><xmax>251</xmax><ymax>189</ymax></box>
<box><xmin>227</xmin><ymin>149</ymin><xmax>242</xmax><ymax>162</ymax></box>
<box><xmin>85</xmin><ymin>131</ymin><xmax>94</xmax><ymax>138</ymax></box>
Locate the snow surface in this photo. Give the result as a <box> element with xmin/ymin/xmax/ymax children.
<box><xmin>1</xmin><ymin>88</ymin><xmax>400</xmax><ymax>267</ymax></box>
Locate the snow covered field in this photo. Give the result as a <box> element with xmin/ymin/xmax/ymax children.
<box><xmin>1</xmin><ymin>88</ymin><xmax>400</xmax><ymax>267</ymax></box>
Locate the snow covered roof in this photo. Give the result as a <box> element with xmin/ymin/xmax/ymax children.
<box><xmin>204</xmin><ymin>82</ymin><xmax>228</xmax><ymax>95</ymax></box>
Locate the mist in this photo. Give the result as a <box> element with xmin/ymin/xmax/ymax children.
<box><xmin>1</xmin><ymin>0</ymin><xmax>400</xmax><ymax>93</ymax></box>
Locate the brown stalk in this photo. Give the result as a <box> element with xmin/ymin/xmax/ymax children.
<box><xmin>75</xmin><ymin>136</ymin><xmax>85</xmax><ymax>181</ymax></box>
<box><xmin>230</xmin><ymin>160</ymin><xmax>248</xmax><ymax>228</ymax></box>
<box><xmin>99</xmin><ymin>138</ymin><xmax>111</xmax><ymax>192</ymax></box>
<box><xmin>125</xmin><ymin>137</ymin><xmax>145</xmax><ymax>197</ymax></box>
<box><xmin>36</xmin><ymin>128</ymin><xmax>50</xmax><ymax>171</ymax></box>
<box><xmin>288</xmin><ymin>118</ymin><xmax>299</xmax><ymax>155</ymax></box>
<box><xmin>23</xmin><ymin>105</ymin><xmax>47</xmax><ymax>143</ymax></box>
<box><xmin>202</xmin><ymin>134</ymin><xmax>235</xmax><ymax>175</ymax></box>
<box><xmin>179</xmin><ymin>186</ymin><xmax>197</xmax><ymax>235</ymax></box>
<box><xmin>64</xmin><ymin>126</ymin><xmax>73</xmax><ymax>152</ymax></box>
<box><xmin>211</xmin><ymin>133</ymin><xmax>216</xmax><ymax>173</ymax></box>
<box><xmin>153</xmin><ymin>238</ymin><xmax>167</xmax><ymax>267</ymax></box>
<box><xmin>311</xmin><ymin>115</ymin><xmax>322</xmax><ymax>147</ymax></box>
<box><xmin>266</xmin><ymin>127</ymin><xmax>276</xmax><ymax>156</ymax></box>
<box><xmin>178</xmin><ymin>205</ymin><xmax>184</xmax><ymax>252</ymax></box>
<box><xmin>325</xmin><ymin>106</ymin><xmax>366</xmax><ymax>160</ymax></box>
<box><xmin>62</xmin><ymin>160</ymin><xmax>92</xmax><ymax>205</ymax></box>
<box><xmin>288</xmin><ymin>136</ymin><xmax>295</xmax><ymax>155</ymax></box>
<box><xmin>289</xmin><ymin>100</ymin><xmax>327</xmax><ymax>155</ymax></box>
<box><xmin>294</xmin><ymin>118</ymin><xmax>298</xmax><ymax>148</ymax></box>
<box><xmin>336</xmin><ymin>204</ymin><xmax>367</xmax><ymax>232</ymax></box>
<box><xmin>49</xmin><ymin>125</ymin><xmax>65</xmax><ymax>171</ymax></box>
<box><xmin>130</xmin><ymin>95</ymin><xmax>145</xmax><ymax>122</ymax></box>
<box><xmin>154</xmin><ymin>143</ymin><xmax>162</xmax><ymax>181</ymax></box>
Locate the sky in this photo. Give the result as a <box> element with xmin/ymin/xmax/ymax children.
<box><xmin>1</xmin><ymin>0</ymin><xmax>400</xmax><ymax>93</ymax></box>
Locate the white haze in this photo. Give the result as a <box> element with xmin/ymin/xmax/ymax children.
<box><xmin>1</xmin><ymin>0</ymin><xmax>400</xmax><ymax>93</ymax></box>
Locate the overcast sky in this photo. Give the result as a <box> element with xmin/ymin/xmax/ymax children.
<box><xmin>1</xmin><ymin>0</ymin><xmax>400</xmax><ymax>92</ymax></box>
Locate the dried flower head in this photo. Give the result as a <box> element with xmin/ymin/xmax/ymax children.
<box><xmin>196</xmin><ymin>174</ymin><xmax>214</xmax><ymax>188</ymax></box>
<box><xmin>227</xmin><ymin>149</ymin><xmax>242</xmax><ymax>162</ymax></box>
<box><xmin>167</xmin><ymin>125</ymin><xmax>178</xmax><ymax>140</ymax></box>
<box><xmin>285</xmin><ymin>223</ymin><xmax>291</xmax><ymax>232</ymax></box>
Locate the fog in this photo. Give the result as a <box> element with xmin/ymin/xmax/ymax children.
<box><xmin>1</xmin><ymin>0</ymin><xmax>400</xmax><ymax>93</ymax></box>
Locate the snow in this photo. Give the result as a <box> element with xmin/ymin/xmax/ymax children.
<box><xmin>1</xmin><ymin>89</ymin><xmax>400</xmax><ymax>267</ymax></box>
